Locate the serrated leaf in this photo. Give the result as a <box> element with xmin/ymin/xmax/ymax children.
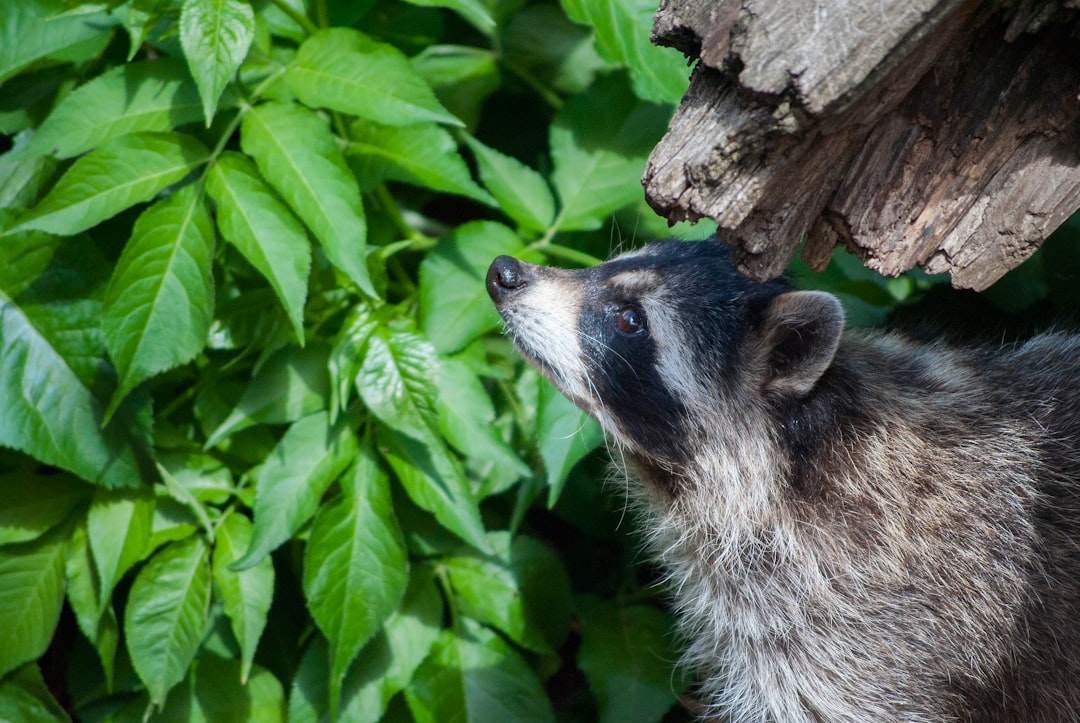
<box><xmin>356</xmin><ymin>331</ymin><xmax>440</xmax><ymax>443</ymax></box>
<box><xmin>435</xmin><ymin>359</ymin><xmax>530</xmax><ymax>483</ymax></box>
<box><xmin>405</xmin><ymin>618</ymin><xmax>556</xmax><ymax>723</ymax></box>
<box><xmin>576</xmin><ymin>597</ymin><xmax>682</xmax><ymax>723</ymax></box>
<box><xmin>537</xmin><ymin>377</ymin><xmax>603</xmax><ymax>506</ymax></box>
<box><xmin>0</xmin><ymin>663</ymin><xmax>70</xmax><ymax>723</ymax></box>
<box><xmin>443</xmin><ymin>532</ymin><xmax>570</xmax><ymax>653</ymax></box>
<box><xmin>0</xmin><ymin>0</ymin><xmax>116</xmax><ymax>84</ymax></box>
<box><xmin>411</xmin><ymin>45</ymin><xmax>500</xmax><ymax>128</ymax></box>
<box><xmin>212</xmin><ymin>512</ymin><xmax>274</xmax><ymax>683</ymax></box>
<box><xmin>303</xmin><ymin>451</ymin><xmax>407</xmax><ymax>717</ymax></box>
<box><xmin>124</xmin><ymin>535</ymin><xmax>212</xmax><ymax>708</ymax></box>
<box><xmin>464</xmin><ymin>137</ymin><xmax>555</xmax><ymax>233</ymax></box>
<box><xmin>206</xmin><ymin>151</ymin><xmax>311</xmax><ymax>343</ymax></box>
<box><xmin>27</xmin><ymin>58</ymin><xmax>206</xmax><ymax>160</ymax></box>
<box><xmin>65</xmin><ymin>520</ymin><xmax>119</xmax><ymax>691</ymax></box>
<box><xmin>0</xmin><ymin>290</ymin><xmax>150</xmax><ymax>489</ymax></box>
<box><xmin>241</xmin><ymin>102</ymin><xmax>374</xmax><ymax>297</ymax></box>
<box><xmin>103</xmin><ymin>184</ymin><xmax>214</xmax><ymax>418</ymax></box>
<box><xmin>0</xmin><ymin>471</ymin><xmax>88</xmax><ymax>545</ymax></box>
<box><xmin>285</xmin><ymin>28</ymin><xmax>461</xmax><ymax>127</ymax></box>
<box><xmin>87</xmin><ymin>485</ymin><xmax>155</xmax><ymax>603</ymax></box>
<box><xmin>180</xmin><ymin>0</ymin><xmax>255</xmax><ymax>126</ymax></box>
<box><xmin>205</xmin><ymin>343</ymin><xmax>330</xmax><ymax>447</ymax></box>
<box><xmin>16</xmin><ymin>132</ymin><xmax>210</xmax><ymax>236</ymax></box>
<box><xmin>0</xmin><ymin>136</ymin><xmax>58</xmax><ymax>210</ymax></box>
<box><xmin>328</xmin><ymin>305</ymin><xmax>376</xmax><ymax>418</ymax></box>
<box><xmin>289</xmin><ymin>568</ymin><xmax>442</xmax><ymax>723</ymax></box>
<box><xmin>380</xmin><ymin>428</ymin><xmax>488</xmax><ymax>552</ymax></box>
<box><xmin>550</xmin><ymin>76</ymin><xmax>670</xmax><ymax>231</ymax></box>
<box><xmin>232</xmin><ymin>411</ymin><xmax>358</xmax><ymax>570</ymax></box>
<box><xmin>418</xmin><ymin>221</ymin><xmax>523</xmax><ymax>354</ymax></box>
<box><xmin>0</xmin><ymin>524</ymin><xmax>67</xmax><ymax>680</ymax></box>
<box><xmin>503</xmin><ymin>5</ymin><xmax>607</xmax><ymax>96</ymax></box>
<box><xmin>348</xmin><ymin>120</ymin><xmax>493</xmax><ymax>205</ymax></box>
<box><xmin>559</xmin><ymin>0</ymin><xmax>688</xmax><ymax>103</ymax></box>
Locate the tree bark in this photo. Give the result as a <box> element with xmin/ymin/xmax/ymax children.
<box><xmin>644</xmin><ymin>0</ymin><xmax>1080</xmax><ymax>289</ymax></box>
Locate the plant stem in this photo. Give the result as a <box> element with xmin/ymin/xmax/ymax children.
<box><xmin>265</xmin><ymin>0</ymin><xmax>319</xmax><ymax>36</ymax></box>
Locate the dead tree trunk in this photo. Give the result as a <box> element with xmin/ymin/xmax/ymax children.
<box><xmin>643</xmin><ymin>0</ymin><xmax>1080</xmax><ymax>289</ymax></box>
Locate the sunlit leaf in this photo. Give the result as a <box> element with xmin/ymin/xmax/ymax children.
<box><xmin>0</xmin><ymin>0</ymin><xmax>116</xmax><ymax>84</ymax></box>
<box><xmin>87</xmin><ymin>485</ymin><xmax>155</xmax><ymax>602</ymax></box>
<box><xmin>285</xmin><ymin>28</ymin><xmax>461</xmax><ymax>127</ymax></box>
<box><xmin>16</xmin><ymin>132</ymin><xmax>210</xmax><ymax>236</ymax></box>
<box><xmin>212</xmin><ymin>512</ymin><xmax>274</xmax><ymax>683</ymax></box>
<box><xmin>205</xmin><ymin>151</ymin><xmax>311</xmax><ymax>343</ymax></box>
<box><xmin>348</xmin><ymin>120</ymin><xmax>493</xmax><ymax>204</ymax></box>
<box><xmin>125</xmin><ymin>535</ymin><xmax>212</xmax><ymax>708</ymax></box>
<box><xmin>232</xmin><ymin>411</ymin><xmax>358</xmax><ymax>570</ymax></box>
<box><xmin>103</xmin><ymin>184</ymin><xmax>215</xmax><ymax>418</ymax></box>
<box><xmin>180</xmin><ymin>0</ymin><xmax>255</xmax><ymax>126</ymax></box>
<box><xmin>27</xmin><ymin>58</ymin><xmax>206</xmax><ymax>159</ymax></box>
<box><xmin>241</xmin><ymin>102</ymin><xmax>374</xmax><ymax>297</ymax></box>
<box><xmin>303</xmin><ymin>451</ymin><xmax>407</xmax><ymax>717</ymax></box>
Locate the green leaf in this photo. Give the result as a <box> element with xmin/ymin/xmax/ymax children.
<box><xmin>328</xmin><ymin>305</ymin><xmax>376</xmax><ymax>419</ymax></box>
<box><xmin>418</xmin><ymin>221</ymin><xmax>523</xmax><ymax>354</ymax></box>
<box><xmin>380</xmin><ymin>428</ymin><xmax>489</xmax><ymax>553</ymax></box>
<box><xmin>559</xmin><ymin>0</ymin><xmax>688</xmax><ymax>103</ymax></box>
<box><xmin>16</xmin><ymin>132</ymin><xmax>210</xmax><ymax>236</ymax></box>
<box><xmin>212</xmin><ymin>511</ymin><xmax>274</xmax><ymax>684</ymax></box>
<box><xmin>65</xmin><ymin>520</ymin><xmax>119</xmax><ymax>691</ymax></box>
<box><xmin>87</xmin><ymin>485</ymin><xmax>155</xmax><ymax>603</ymax></box>
<box><xmin>232</xmin><ymin>411</ymin><xmax>358</xmax><ymax>570</ymax></box>
<box><xmin>150</xmin><ymin>654</ymin><xmax>286</xmax><ymax>722</ymax></box>
<box><xmin>180</xmin><ymin>0</ymin><xmax>255</xmax><ymax>126</ymax></box>
<box><xmin>303</xmin><ymin>451</ymin><xmax>408</xmax><ymax>717</ymax></box>
<box><xmin>103</xmin><ymin>184</ymin><xmax>215</xmax><ymax>418</ymax></box>
<box><xmin>0</xmin><ymin>524</ymin><xmax>67</xmax><ymax>680</ymax></box>
<box><xmin>576</xmin><ymin>597</ymin><xmax>682</xmax><ymax>723</ymax></box>
<box><xmin>348</xmin><ymin>120</ymin><xmax>493</xmax><ymax>204</ymax></box>
<box><xmin>405</xmin><ymin>618</ymin><xmax>556</xmax><ymax>723</ymax></box>
<box><xmin>285</xmin><ymin>28</ymin><xmax>461</xmax><ymax>127</ymax></box>
<box><xmin>0</xmin><ymin>0</ymin><xmax>116</xmax><ymax>84</ymax></box>
<box><xmin>435</xmin><ymin>359</ymin><xmax>530</xmax><ymax>484</ymax></box>
<box><xmin>411</xmin><ymin>45</ymin><xmax>500</xmax><ymax>129</ymax></box>
<box><xmin>503</xmin><ymin>4</ymin><xmax>607</xmax><ymax>96</ymax></box>
<box><xmin>241</xmin><ymin>102</ymin><xmax>374</xmax><ymax>297</ymax></box>
<box><xmin>0</xmin><ymin>471</ymin><xmax>88</xmax><ymax>545</ymax></box>
<box><xmin>400</xmin><ymin>0</ymin><xmax>495</xmax><ymax>34</ymax></box>
<box><xmin>205</xmin><ymin>151</ymin><xmax>311</xmax><ymax>343</ymax></box>
<box><xmin>289</xmin><ymin>568</ymin><xmax>442</xmax><ymax>723</ymax></box>
<box><xmin>27</xmin><ymin>58</ymin><xmax>206</xmax><ymax>160</ymax></box>
<box><xmin>0</xmin><ymin>290</ymin><xmax>150</xmax><ymax>489</ymax></box>
<box><xmin>536</xmin><ymin>377</ymin><xmax>603</xmax><ymax>506</ymax></box>
<box><xmin>124</xmin><ymin>535</ymin><xmax>212</xmax><ymax>708</ymax></box>
<box><xmin>356</xmin><ymin>331</ymin><xmax>440</xmax><ymax>443</ymax></box>
<box><xmin>205</xmin><ymin>343</ymin><xmax>330</xmax><ymax>448</ymax></box>
<box><xmin>550</xmin><ymin>76</ymin><xmax>670</xmax><ymax>231</ymax></box>
<box><xmin>444</xmin><ymin>532</ymin><xmax>571</xmax><ymax>654</ymax></box>
<box><xmin>464</xmin><ymin>137</ymin><xmax>556</xmax><ymax>233</ymax></box>
<box><xmin>0</xmin><ymin>663</ymin><xmax>70</xmax><ymax>723</ymax></box>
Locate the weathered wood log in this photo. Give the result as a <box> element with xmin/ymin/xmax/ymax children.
<box><xmin>644</xmin><ymin>0</ymin><xmax>1080</xmax><ymax>289</ymax></box>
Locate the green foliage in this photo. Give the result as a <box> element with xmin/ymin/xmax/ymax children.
<box><xmin>0</xmin><ymin>0</ymin><xmax>700</xmax><ymax>719</ymax></box>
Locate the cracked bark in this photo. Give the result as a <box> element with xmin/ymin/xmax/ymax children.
<box><xmin>644</xmin><ymin>0</ymin><xmax>1080</xmax><ymax>289</ymax></box>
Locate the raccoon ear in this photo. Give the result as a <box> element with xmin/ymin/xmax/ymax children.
<box><xmin>759</xmin><ymin>291</ymin><xmax>844</xmax><ymax>396</ymax></box>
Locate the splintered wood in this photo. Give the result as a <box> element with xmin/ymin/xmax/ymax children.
<box><xmin>644</xmin><ymin>0</ymin><xmax>1080</xmax><ymax>289</ymax></box>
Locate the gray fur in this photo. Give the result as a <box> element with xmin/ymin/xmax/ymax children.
<box><xmin>486</xmin><ymin>240</ymin><xmax>1080</xmax><ymax>722</ymax></box>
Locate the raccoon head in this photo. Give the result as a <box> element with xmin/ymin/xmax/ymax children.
<box><xmin>486</xmin><ymin>239</ymin><xmax>844</xmax><ymax>477</ymax></box>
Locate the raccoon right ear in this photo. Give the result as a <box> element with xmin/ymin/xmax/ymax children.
<box><xmin>758</xmin><ymin>290</ymin><xmax>845</xmax><ymax>397</ymax></box>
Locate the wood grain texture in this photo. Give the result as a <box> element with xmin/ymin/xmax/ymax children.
<box><xmin>645</xmin><ymin>0</ymin><xmax>1080</xmax><ymax>289</ymax></box>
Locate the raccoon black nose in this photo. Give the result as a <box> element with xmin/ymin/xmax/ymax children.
<box><xmin>487</xmin><ymin>256</ymin><xmax>528</xmax><ymax>302</ymax></box>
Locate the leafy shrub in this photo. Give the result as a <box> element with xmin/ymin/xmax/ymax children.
<box><xmin>0</xmin><ymin>0</ymin><xmax>706</xmax><ymax>720</ymax></box>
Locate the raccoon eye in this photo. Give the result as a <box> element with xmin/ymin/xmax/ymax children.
<box><xmin>614</xmin><ymin>305</ymin><xmax>645</xmax><ymax>336</ymax></box>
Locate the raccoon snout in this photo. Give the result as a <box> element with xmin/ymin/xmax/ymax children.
<box><xmin>486</xmin><ymin>256</ymin><xmax>529</xmax><ymax>303</ymax></box>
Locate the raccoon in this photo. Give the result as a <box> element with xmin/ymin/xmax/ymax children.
<box><xmin>486</xmin><ymin>238</ymin><xmax>1080</xmax><ymax>722</ymax></box>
